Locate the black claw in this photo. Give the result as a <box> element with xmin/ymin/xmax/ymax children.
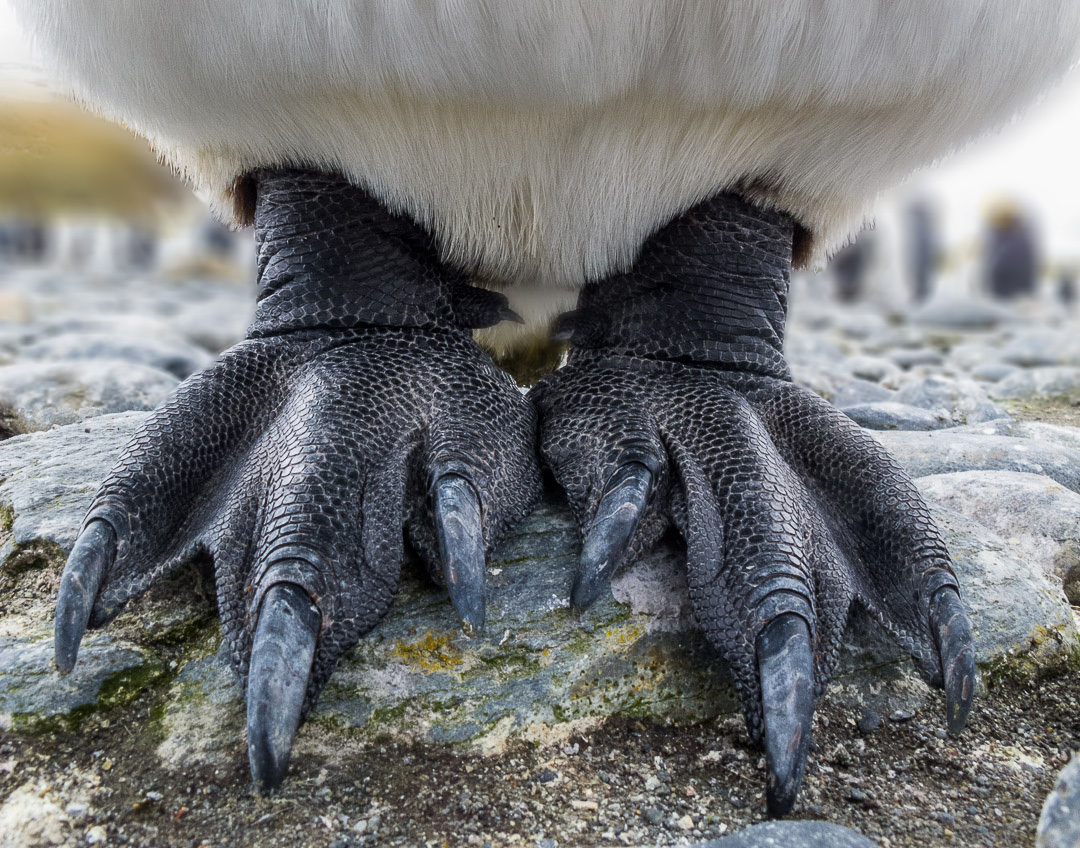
<box><xmin>930</xmin><ymin>587</ymin><xmax>976</xmax><ymax>735</ymax></box>
<box><xmin>757</xmin><ymin>613</ymin><xmax>815</xmax><ymax>818</ymax></box>
<box><xmin>571</xmin><ymin>462</ymin><xmax>653</xmax><ymax>611</ymax></box>
<box><xmin>54</xmin><ymin>519</ymin><xmax>116</xmax><ymax>674</ymax></box>
<box><xmin>433</xmin><ymin>474</ymin><xmax>487</xmax><ymax>636</ymax></box>
<box><xmin>247</xmin><ymin>581</ymin><xmax>320</xmax><ymax>793</ymax></box>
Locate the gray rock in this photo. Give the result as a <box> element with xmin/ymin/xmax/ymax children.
<box><xmin>0</xmin><ymin>361</ymin><xmax>176</xmax><ymax>432</ymax></box>
<box><xmin>914</xmin><ymin>507</ymin><xmax>1076</xmax><ymax>682</ymax></box>
<box><xmin>21</xmin><ymin>314</ymin><xmax>191</xmax><ymax>347</ymax></box>
<box><xmin>892</xmin><ymin>375</ymin><xmax>1006</xmax><ymax>424</ymax></box>
<box><xmin>910</xmin><ymin>298</ymin><xmax>1015</xmax><ymax>330</ymax></box>
<box><xmin>872</xmin><ymin>429</ymin><xmax>1080</xmax><ymax>494</ymax></box>
<box><xmin>0</xmin><ymin>412</ymin><xmax>148</xmax><ymax>559</ymax></box>
<box><xmin>950</xmin><ymin>342</ymin><xmax>1006</xmax><ymax>373</ymax></box>
<box><xmin>953</xmin><ymin>418</ymin><xmax>1080</xmax><ymax>452</ymax></box>
<box><xmin>171</xmin><ymin>300</ymin><xmax>251</xmax><ymax>353</ymax></box>
<box><xmin>916</xmin><ymin>471</ymin><xmax>1080</xmax><ymax>594</ymax></box>
<box><xmin>0</xmin><ymin>627</ymin><xmax>148</xmax><ymax>731</ymax></box>
<box><xmin>17</xmin><ymin>330</ymin><xmax>212</xmax><ymax>379</ymax></box>
<box><xmin>831</xmin><ymin>379</ymin><xmax>895</xmax><ymax>408</ymax></box>
<box><xmin>841</xmin><ymin>402</ymin><xmax>949</xmax><ymax>431</ymax></box>
<box><xmin>970</xmin><ymin>362</ymin><xmax>1020</xmax><ymax>383</ymax></box>
<box><xmin>156</xmin><ymin>641</ymin><xmax>243</xmax><ymax>768</ymax></box>
<box><xmin>846</xmin><ymin>355</ymin><xmax>901</xmax><ymax>383</ymax></box>
<box><xmin>684</xmin><ymin>821</ymin><xmax>877</xmax><ymax>848</ymax></box>
<box><xmin>785</xmin><ymin>335</ymin><xmax>849</xmax><ymax>368</ymax></box>
<box><xmin>887</xmin><ymin>348</ymin><xmax>945</xmax><ymax>369</ymax></box>
<box><xmin>1001</xmin><ymin>332</ymin><xmax>1080</xmax><ymax>368</ymax></box>
<box><xmin>1037</xmin><ymin>755</ymin><xmax>1080</xmax><ymax>848</ymax></box>
<box><xmin>833</xmin><ymin>313</ymin><xmax>890</xmax><ymax>341</ymax></box>
<box><xmin>990</xmin><ymin>367</ymin><xmax>1080</xmax><ymax>402</ymax></box>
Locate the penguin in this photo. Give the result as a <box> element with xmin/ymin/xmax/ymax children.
<box><xmin>13</xmin><ymin>1</ymin><xmax>1080</xmax><ymax>814</ymax></box>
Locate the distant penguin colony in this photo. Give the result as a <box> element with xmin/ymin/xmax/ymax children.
<box><xmin>14</xmin><ymin>1</ymin><xmax>1080</xmax><ymax>815</ymax></box>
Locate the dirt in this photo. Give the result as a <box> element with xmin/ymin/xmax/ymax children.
<box><xmin>1</xmin><ymin>665</ymin><xmax>1078</xmax><ymax>848</ymax></box>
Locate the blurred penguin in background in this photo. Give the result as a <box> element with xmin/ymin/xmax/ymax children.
<box><xmin>984</xmin><ymin>199</ymin><xmax>1040</xmax><ymax>300</ymax></box>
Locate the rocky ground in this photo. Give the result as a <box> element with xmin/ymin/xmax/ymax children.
<box><xmin>1</xmin><ymin>265</ymin><xmax>1079</xmax><ymax>847</ymax></box>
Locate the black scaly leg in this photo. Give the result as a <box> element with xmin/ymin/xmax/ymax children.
<box><xmin>53</xmin><ymin>169</ymin><xmax>541</xmax><ymax>791</ymax></box>
<box><xmin>530</xmin><ymin>194</ymin><xmax>975</xmax><ymax>816</ymax></box>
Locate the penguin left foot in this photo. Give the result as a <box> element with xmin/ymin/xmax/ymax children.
<box><xmin>530</xmin><ymin>193</ymin><xmax>975</xmax><ymax>817</ymax></box>
<box><xmin>52</xmin><ymin>169</ymin><xmax>542</xmax><ymax>792</ymax></box>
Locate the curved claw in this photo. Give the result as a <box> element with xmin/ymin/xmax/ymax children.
<box><xmin>571</xmin><ymin>462</ymin><xmax>653</xmax><ymax>611</ymax></box>
<box><xmin>247</xmin><ymin>581</ymin><xmax>320</xmax><ymax>793</ymax></box>
<box><xmin>54</xmin><ymin>519</ymin><xmax>117</xmax><ymax>674</ymax></box>
<box><xmin>757</xmin><ymin>613</ymin><xmax>815</xmax><ymax>818</ymax></box>
<box><xmin>433</xmin><ymin>473</ymin><xmax>486</xmax><ymax>636</ymax></box>
<box><xmin>929</xmin><ymin>587</ymin><xmax>976</xmax><ymax>735</ymax></box>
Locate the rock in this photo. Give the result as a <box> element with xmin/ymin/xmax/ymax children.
<box><xmin>830</xmin><ymin>379</ymin><xmax>894</xmax><ymax>408</ymax></box>
<box><xmin>684</xmin><ymin>820</ymin><xmax>876</xmax><ymax>848</ymax></box>
<box><xmin>833</xmin><ymin>313</ymin><xmax>890</xmax><ymax>341</ymax></box>
<box><xmin>1037</xmin><ymin>755</ymin><xmax>1080</xmax><ymax>848</ymax></box>
<box><xmin>989</xmin><ymin>367</ymin><xmax>1080</xmax><ymax>402</ymax></box>
<box><xmin>0</xmin><ymin>412</ymin><xmax>149</xmax><ymax>558</ymax></box>
<box><xmin>845</xmin><ymin>355</ymin><xmax>901</xmax><ymax>383</ymax></box>
<box><xmin>910</xmin><ymin>298</ymin><xmax>1015</xmax><ymax>330</ymax></box>
<box><xmin>0</xmin><ymin>782</ymin><xmax>69</xmax><ymax>847</ymax></box>
<box><xmin>907</xmin><ymin>507</ymin><xmax>1077</xmax><ymax>681</ymax></box>
<box><xmin>950</xmin><ymin>342</ymin><xmax>1006</xmax><ymax>372</ymax></box>
<box><xmin>970</xmin><ymin>362</ymin><xmax>1020</xmax><ymax>383</ymax></box>
<box><xmin>17</xmin><ymin>330</ymin><xmax>212</xmax><ymax>379</ymax></box>
<box><xmin>953</xmin><ymin>418</ymin><xmax>1080</xmax><ymax>452</ymax></box>
<box><xmin>891</xmin><ymin>376</ymin><xmax>1007</xmax><ymax>425</ymax></box>
<box><xmin>841</xmin><ymin>402</ymin><xmax>949</xmax><ymax>431</ymax></box>
<box><xmin>0</xmin><ymin>628</ymin><xmax>149</xmax><ymax>732</ymax></box>
<box><xmin>171</xmin><ymin>300</ymin><xmax>251</xmax><ymax>353</ymax></box>
<box><xmin>872</xmin><ymin>429</ymin><xmax>1080</xmax><ymax>494</ymax></box>
<box><xmin>0</xmin><ymin>361</ymin><xmax>176</xmax><ymax>433</ymax></box>
<box><xmin>887</xmin><ymin>348</ymin><xmax>946</xmax><ymax>369</ymax></box>
<box><xmin>1001</xmin><ymin>331</ymin><xmax>1080</xmax><ymax>368</ymax></box>
<box><xmin>916</xmin><ymin>471</ymin><xmax>1080</xmax><ymax>596</ymax></box>
<box><xmin>155</xmin><ymin>641</ymin><xmax>243</xmax><ymax>768</ymax></box>
<box><xmin>785</xmin><ymin>335</ymin><xmax>849</xmax><ymax>368</ymax></box>
<box><xmin>1</xmin><ymin>412</ymin><xmax>1076</xmax><ymax>751</ymax></box>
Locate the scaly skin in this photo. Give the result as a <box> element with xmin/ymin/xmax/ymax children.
<box><xmin>530</xmin><ymin>193</ymin><xmax>975</xmax><ymax>816</ymax></box>
<box><xmin>53</xmin><ymin>169</ymin><xmax>542</xmax><ymax>790</ymax></box>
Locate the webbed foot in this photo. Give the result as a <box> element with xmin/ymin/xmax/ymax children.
<box><xmin>54</xmin><ymin>170</ymin><xmax>541</xmax><ymax>791</ymax></box>
<box><xmin>532</xmin><ymin>193</ymin><xmax>975</xmax><ymax>816</ymax></box>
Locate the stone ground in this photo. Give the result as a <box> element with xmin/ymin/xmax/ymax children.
<box><xmin>1</xmin><ymin>264</ymin><xmax>1080</xmax><ymax>847</ymax></box>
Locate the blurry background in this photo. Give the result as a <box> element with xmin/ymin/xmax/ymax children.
<box><xmin>2</xmin><ymin>4</ymin><xmax>1080</xmax><ymax>435</ymax></box>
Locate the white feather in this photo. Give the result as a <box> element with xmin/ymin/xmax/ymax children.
<box><xmin>12</xmin><ymin>1</ymin><xmax>1080</xmax><ymax>328</ymax></box>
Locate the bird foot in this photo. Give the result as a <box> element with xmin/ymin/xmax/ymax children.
<box><xmin>531</xmin><ymin>193</ymin><xmax>975</xmax><ymax>816</ymax></box>
<box><xmin>54</xmin><ymin>170</ymin><xmax>541</xmax><ymax>791</ymax></box>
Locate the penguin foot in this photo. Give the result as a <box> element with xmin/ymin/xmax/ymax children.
<box><xmin>53</xmin><ymin>170</ymin><xmax>541</xmax><ymax>791</ymax></box>
<box><xmin>531</xmin><ymin>192</ymin><xmax>975</xmax><ymax>816</ymax></box>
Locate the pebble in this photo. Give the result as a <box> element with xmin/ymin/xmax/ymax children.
<box><xmin>642</xmin><ymin>807</ymin><xmax>664</xmax><ymax>826</ymax></box>
<box><xmin>856</xmin><ymin>709</ymin><xmax>882</xmax><ymax>734</ymax></box>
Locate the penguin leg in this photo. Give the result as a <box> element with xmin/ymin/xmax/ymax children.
<box><xmin>53</xmin><ymin>170</ymin><xmax>541</xmax><ymax>791</ymax></box>
<box><xmin>531</xmin><ymin>193</ymin><xmax>975</xmax><ymax>817</ymax></box>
